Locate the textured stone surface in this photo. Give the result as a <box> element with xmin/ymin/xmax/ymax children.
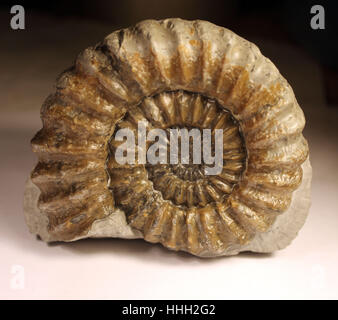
<box><xmin>25</xmin><ymin>18</ymin><xmax>311</xmax><ymax>257</ymax></box>
<box><xmin>24</xmin><ymin>156</ymin><xmax>311</xmax><ymax>255</ymax></box>
<box><xmin>24</xmin><ymin>177</ymin><xmax>142</xmax><ymax>242</ymax></box>
<box><xmin>242</xmin><ymin>157</ymin><xmax>312</xmax><ymax>253</ymax></box>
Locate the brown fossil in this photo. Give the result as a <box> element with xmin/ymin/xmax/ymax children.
<box><xmin>24</xmin><ymin>18</ymin><xmax>311</xmax><ymax>257</ymax></box>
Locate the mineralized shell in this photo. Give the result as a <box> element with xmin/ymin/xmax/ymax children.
<box><xmin>24</xmin><ymin>18</ymin><xmax>311</xmax><ymax>257</ymax></box>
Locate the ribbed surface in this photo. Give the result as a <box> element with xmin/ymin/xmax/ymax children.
<box><xmin>30</xmin><ymin>18</ymin><xmax>308</xmax><ymax>256</ymax></box>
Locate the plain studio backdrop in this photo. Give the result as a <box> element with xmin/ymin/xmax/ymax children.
<box><xmin>0</xmin><ymin>1</ymin><xmax>337</xmax><ymax>299</ymax></box>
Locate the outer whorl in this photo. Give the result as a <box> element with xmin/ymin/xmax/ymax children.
<box><xmin>24</xmin><ymin>19</ymin><xmax>311</xmax><ymax>257</ymax></box>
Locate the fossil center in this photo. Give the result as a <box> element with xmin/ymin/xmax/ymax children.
<box><xmin>107</xmin><ymin>91</ymin><xmax>247</xmax><ymax>208</ymax></box>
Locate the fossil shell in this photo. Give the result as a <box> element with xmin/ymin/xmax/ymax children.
<box><xmin>24</xmin><ymin>18</ymin><xmax>311</xmax><ymax>257</ymax></box>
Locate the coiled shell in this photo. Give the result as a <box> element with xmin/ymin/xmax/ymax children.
<box><xmin>27</xmin><ymin>18</ymin><xmax>310</xmax><ymax>257</ymax></box>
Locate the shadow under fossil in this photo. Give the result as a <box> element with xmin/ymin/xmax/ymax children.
<box><xmin>47</xmin><ymin>236</ymin><xmax>275</xmax><ymax>264</ymax></box>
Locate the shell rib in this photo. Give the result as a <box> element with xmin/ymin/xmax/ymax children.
<box><xmin>28</xmin><ymin>18</ymin><xmax>309</xmax><ymax>257</ymax></box>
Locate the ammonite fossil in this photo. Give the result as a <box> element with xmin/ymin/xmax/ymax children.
<box><xmin>24</xmin><ymin>18</ymin><xmax>312</xmax><ymax>257</ymax></box>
